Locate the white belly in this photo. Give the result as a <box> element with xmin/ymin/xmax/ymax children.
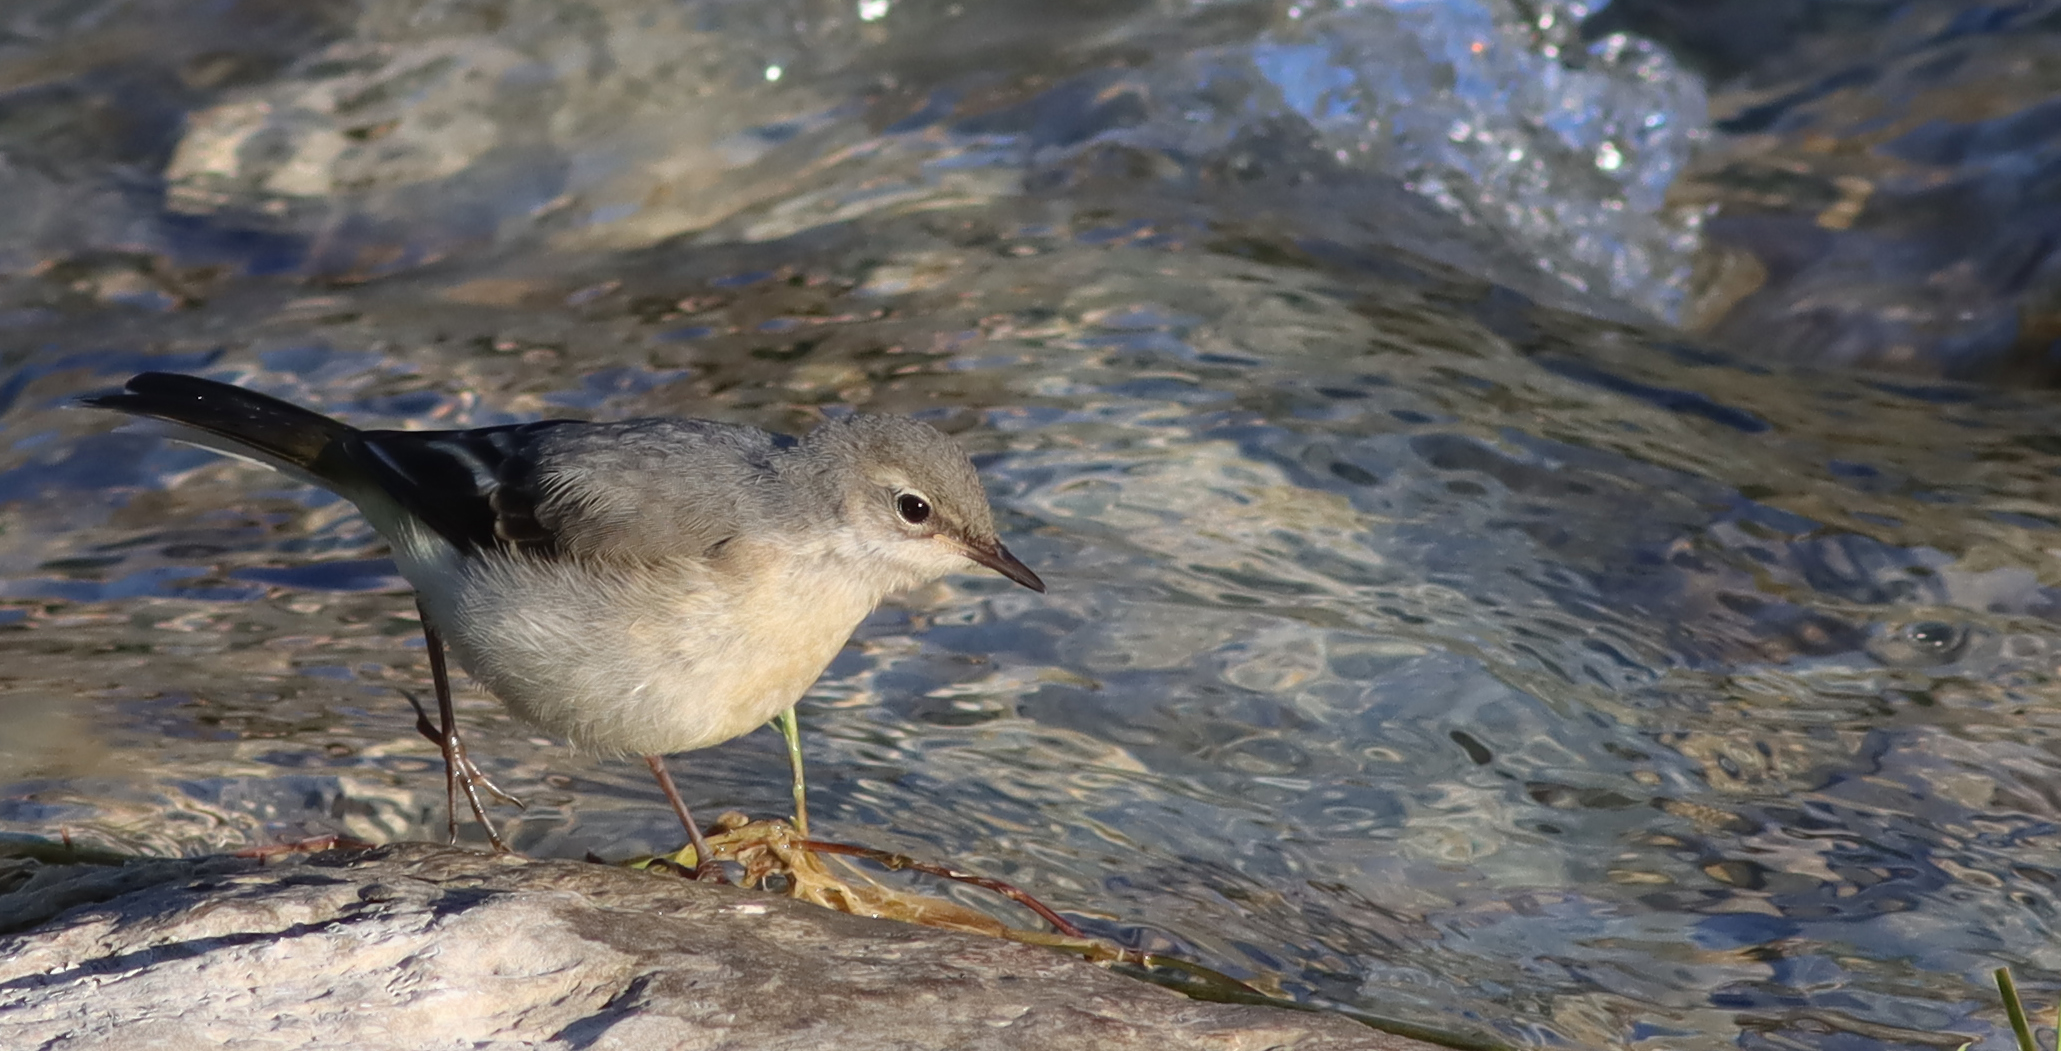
<box><xmin>417</xmin><ymin>548</ymin><xmax>878</xmax><ymax>756</ymax></box>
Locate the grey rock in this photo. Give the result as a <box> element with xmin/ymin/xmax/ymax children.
<box><xmin>0</xmin><ymin>843</ymin><xmax>1424</xmax><ymax>1051</ymax></box>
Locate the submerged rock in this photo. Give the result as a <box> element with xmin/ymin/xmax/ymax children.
<box><xmin>0</xmin><ymin>843</ymin><xmax>1412</xmax><ymax>1050</ymax></box>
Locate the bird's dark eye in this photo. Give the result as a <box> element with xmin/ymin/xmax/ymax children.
<box><xmin>896</xmin><ymin>493</ymin><xmax>932</xmax><ymax>525</ymax></box>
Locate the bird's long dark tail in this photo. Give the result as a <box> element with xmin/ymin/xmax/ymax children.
<box><xmin>79</xmin><ymin>371</ymin><xmax>358</xmax><ymax>485</ymax></box>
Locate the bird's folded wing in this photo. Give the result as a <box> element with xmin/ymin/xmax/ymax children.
<box><xmin>351</xmin><ymin>418</ymin><xmax>786</xmax><ymax>564</ymax></box>
<box><xmin>349</xmin><ymin>422</ymin><xmax>573</xmax><ymax>558</ymax></box>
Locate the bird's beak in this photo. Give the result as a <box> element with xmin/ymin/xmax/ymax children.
<box><xmin>960</xmin><ymin>539</ymin><xmax>1046</xmax><ymax>593</ymax></box>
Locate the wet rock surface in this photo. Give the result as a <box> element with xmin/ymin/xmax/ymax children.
<box><xmin>0</xmin><ymin>843</ymin><xmax>1413</xmax><ymax>1050</ymax></box>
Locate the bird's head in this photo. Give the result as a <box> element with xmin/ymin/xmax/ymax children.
<box><xmin>803</xmin><ymin>414</ymin><xmax>1044</xmax><ymax>595</ymax></box>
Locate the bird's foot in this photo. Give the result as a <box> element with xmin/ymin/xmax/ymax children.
<box><xmin>404</xmin><ymin>690</ymin><xmax>521</xmax><ymax>854</ymax></box>
<box><xmin>449</xmin><ymin>740</ymin><xmax>527</xmax><ymax>810</ymax></box>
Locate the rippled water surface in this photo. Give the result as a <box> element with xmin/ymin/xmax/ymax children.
<box><xmin>6</xmin><ymin>2</ymin><xmax>2061</xmax><ymax>1049</ymax></box>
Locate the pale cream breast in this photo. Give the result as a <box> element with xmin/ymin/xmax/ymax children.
<box><xmin>676</xmin><ymin>551</ymin><xmax>879</xmax><ymax>745</ymax></box>
<box><xmin>432</xmin><ymin>538</ymin><xmax>881</xmax><ymax>757</ymax></box>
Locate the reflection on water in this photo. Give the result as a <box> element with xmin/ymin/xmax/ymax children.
<box><xmin>5</xmin><ymin>3</ymin><xmax>2061</xmax><ymax>1051</ymax></box>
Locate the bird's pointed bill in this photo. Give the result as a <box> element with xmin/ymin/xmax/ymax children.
<box><xmin>962</xmin><ymin>540</ymin><xmax>1045</xmax><ymax>592</ymax></box>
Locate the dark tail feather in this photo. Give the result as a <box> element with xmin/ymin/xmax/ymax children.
<box><xmin>80</xmin><ymin>371</ymin><xmax>355</xmax><ymax>475</ymax></box>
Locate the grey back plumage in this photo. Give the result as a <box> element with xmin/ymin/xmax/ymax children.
<box><xmin>512</xmin><ymin>419</ymin><xmax>795</xmax><ymax>563</ymax></box>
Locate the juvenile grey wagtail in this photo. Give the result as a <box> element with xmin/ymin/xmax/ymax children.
<box><xmin>83</xmin><ymin>372</ymin><xmax>1045</xmax><ymax>873</ymax></box>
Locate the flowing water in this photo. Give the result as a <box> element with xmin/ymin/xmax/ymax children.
<box><xmin>5</xmin><ymin>2</ymin><xmax>2061</xmax><ymax>1049</ymax></box>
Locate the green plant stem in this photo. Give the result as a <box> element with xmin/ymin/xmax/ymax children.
<box><xmin>776</xmin><ymin>706</ymin><xmax>809</xmax><ymax>838</ymax></box>
<box><xmin>1997</xmin><ymin>967</ymin><xmax>2040</xmax><ymax>1051</ymax></box>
